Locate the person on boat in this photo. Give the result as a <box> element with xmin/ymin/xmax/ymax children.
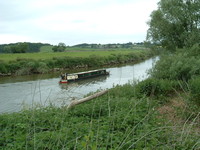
<box><xmin>64</xmin><ymin>73</ymin><xmax>68</xmax><ymax>80</ymax></box>
<box><xmin>61</xmin><ymin>73</ymin><xmax>66</xmax><ymax>80</ymax></box>
<box><xmin>61</xmin><ymin>73</ymin><xmax>68</xmax><ymax>80</ymax></box>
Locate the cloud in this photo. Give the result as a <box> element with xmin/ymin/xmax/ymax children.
<box><xmin>0</xmin><ymin>0</ymin><xmax>159</xmax><ymax>45</ymax></box>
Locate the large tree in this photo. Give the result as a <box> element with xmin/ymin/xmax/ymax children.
<box><xmin>52</xmin><ymin>42</ymin><xmax>66</xmax><ymax>52</ymax></box>
<box><xmin>147</xmin><ymin>0</ymin><xmax>200</xmax><ymax>50</ymax></box>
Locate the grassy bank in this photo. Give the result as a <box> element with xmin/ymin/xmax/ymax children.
<box><xmin>0</xmin><ymin>49</ymin><xmax>155</xmax><ymax>75</ymax></box>
<box><xmin>0</xmin><ymin>49</ymin><xmax>149</xmax><ymax>63</ymax></box>
<box><xmin>0</xmin><ymin>82</ymin><xmax>199</xmax><ymax>149</ymax></box>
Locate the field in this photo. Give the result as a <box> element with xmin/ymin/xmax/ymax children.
<box><xmin>0</xmin><ymin>49</ymin><xmax>148</xmax><ymax>63</ymax></box>
<box><xmin>39</xmin><ymin>45</ymin><xmax>148</xmax><ymax>53</ymax></box>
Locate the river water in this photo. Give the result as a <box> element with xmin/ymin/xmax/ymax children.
<box><xmin>0</xmin><ymin>57</ymin><xmax>158</xmax><ymax>114</ymax></box>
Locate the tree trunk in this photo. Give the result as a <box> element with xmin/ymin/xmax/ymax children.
<box><xmin>67</xmin><ymin>89</ymin><xmax>108</xmax><ymax>109</ymax></box>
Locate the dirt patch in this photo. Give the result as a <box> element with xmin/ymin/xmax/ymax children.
<box><xmin>157</xmin><ymin>96</ymin><xmax>186</xmax><ymax>124</ymax></box>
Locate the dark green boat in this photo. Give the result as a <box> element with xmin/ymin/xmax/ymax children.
<box><xmin>60</xmin><ymin>69</ymin><xmax>109</xmax><ymax>83</ymax></box>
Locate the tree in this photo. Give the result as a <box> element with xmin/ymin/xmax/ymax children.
<box><xmin>147</xmin><ymin>0</ymin><xmax>200</xmax><ymax>50</ymax></box>
<box><xmin>3</xmin><ymin>43</ymin><xmax>29</xmax><ymax>53</ymax></box>
<box><xmin>52</xmin><ymin>42</ymin><xmax>66</xmax><ymax>52</ymax></box>
<box><xmin>3</xmin><ymin>46</ymin><xmax>12</xmax><ymax>53</ymax></box>
<box><xmin>12</xmin><ymin>43</ymin><xmax>29</xmax><ymax>53</ymax></box>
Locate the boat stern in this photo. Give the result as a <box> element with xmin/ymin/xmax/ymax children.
<box><xmin>59</xmin><ymin>80</ymin><xmax>68</xmax><ymax>84</ymax></box>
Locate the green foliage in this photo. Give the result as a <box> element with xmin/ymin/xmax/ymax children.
<box><xmin>72</xmin><ymin>42</ymin><xmax>145</xmax><ymax>49</ymax></box>
<box><xmin>0</xmin><ymin>85</ymin><xmax>158</xmax><ymax>149</ymax></box>
<box><xmin>4</xmin><ymin>43</ymin><xmax>29</xmax><ymax>53</ymax></box>
<box><xmin>0</xmin><ymin>62</ymin><xmax>8</xmax><ymax>73</ymax></box>
<box><xmin>134</xmin><ymin>78</ymin><xmax>180</xmax><ymax>100</ymax></box>
<box><xmin>37</xmin><ymin>62</ymin><xmax>49</xmax><ymax>73</ymax></box>
<box><xmin>52</xmin><ymin>43</ymin><xmax>66</xmax><ymax>52</ymax></box>
<box><xmin>0</xmin><ymin>84</ymin><xmax>199</xmax><ymax>149</ymax></box>
<box><xmin>147</xmin><ymin>0</ymin><xmax>200</xmax><ymax>50</ymax></box>
<box><xmin>150</xmin><ymin>46</ymin><xmax>200</xmax><ymax>81</ymax></box>
<box><xmin>189</xmin><ymin>77</ymin><xmax>200</xmax><ymax>105</ymax></box>
<box><xmin>187</xmin><ymin>43</ymin><xmax>200</xmax><ymax>57</ymax></box>
<box><xmin>0</xmin><ymin>42</ymin><xmax>51</xmax><ymax>53</ymax></box>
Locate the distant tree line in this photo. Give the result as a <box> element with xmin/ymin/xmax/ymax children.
<box><xmin>0</xmin><ymin>42</ymin><xmax>51</xmax><ymax>53</ymax></box>
<box><xmin>0</xmin><ymin>42</ymin><xmax>148</xmax><ymax>53</ymax></box>
<box><xmin>72</xmin><ymin>42</ymin><xmax>145</xmax><ymax>49</ymax></box>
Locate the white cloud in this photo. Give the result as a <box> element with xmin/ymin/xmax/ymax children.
<box><xmin>0</xmin><ymin>0</ymin><xmax>159</xmax><ymax>45</ymax></box>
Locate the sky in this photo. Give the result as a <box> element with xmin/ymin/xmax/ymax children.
<box><xmin>0</xmin><ymin>0</ymin><xmax>159</xmax><ymax>46</ymax></box>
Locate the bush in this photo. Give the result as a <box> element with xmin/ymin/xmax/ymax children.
<box><xmin>36</xmin><ymin>62</ymin><xmax>49</xmax><ymax>73</ymax></box>
<box><xmin>188</xmin><ymin>77</ymin><xmax>200</xmax><ymax>105</ymax></box>
<box><xmin>8</xmin><ymin>62</ymin><xmax>21</xmax><ymax>73</ymax></box>
<box><xmin>134</xmin><ymin>78</ymin><xmax>180</xmax><ymax>100</ymax></box>
<box><xmin>151</xmin><ymin>53</ymin><xmax>199</xmax><ymax>81</ymax></box>
<box><xmin>0</xmin><ymin>62</ymin><xmax>7</xmax><ymax>73</ymax></box>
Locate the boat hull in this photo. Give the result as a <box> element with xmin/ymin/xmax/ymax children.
<box><xmin>59</xmin><ymin>80</ymin><xmax>68</xmax><ymax>84</ymax></box>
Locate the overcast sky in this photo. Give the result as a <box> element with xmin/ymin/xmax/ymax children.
<box><xmin>0</xmin><ymin>0</ymin><xmax>159</xmax><ymax>46</ymax></box>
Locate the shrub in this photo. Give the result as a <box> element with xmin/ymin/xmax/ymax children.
<box><xmin>0</xmin><ymin>62</ymin><xmax>8</xmax><ymax>73</ymax></box>
<box><xmin>134</xmin><ymin>78</ymin><xmax>179</xmax><ymax>100</ymax></box>
<box><xmin>8</xmin><ymin>62</ymin><xmax>21</xmax><ymax>73</ymax></box>
<box><xmin>150</xmin><ymin>54</ymin><xmax>198</xmax><ymax>81</ymax></box>
<box><xmin>188</xmin><ymin>77</ymin><xmax>200</xmax><ymax>105</ymax></box>
<box><xmin>37</xmin><ymin>62</ymin><xmax>49</xmax><ymax>73</ymax></box>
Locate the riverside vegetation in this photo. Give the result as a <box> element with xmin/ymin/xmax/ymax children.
<box><xmin>0</xmin><ymin>49</ymin><xmax>155</xmax><ymax>76</ymax></box>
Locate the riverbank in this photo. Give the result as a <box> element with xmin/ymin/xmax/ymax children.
<box><xmin>0</xmin><ymin>81</ymin><xmax>199</xmax><ymax>149</ymax></box>
<box><xmin>0</xmin><ymin>49</ymin><xmax>156</xmax><ymax>76</ymax></box>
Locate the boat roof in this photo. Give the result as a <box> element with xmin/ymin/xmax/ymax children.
<box><xmin>68</xmin><ymin>69</ymin><xmax>106</xmax><ymax>75</ymax></box>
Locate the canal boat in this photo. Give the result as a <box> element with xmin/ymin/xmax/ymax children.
<box><xmin>59</xmin><ymin>69</ymin><xmax>109</xmax><ymax>83</ymax></box>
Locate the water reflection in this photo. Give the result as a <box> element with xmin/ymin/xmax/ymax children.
<box><xmin>59</xmin><ymin>75</ymin><xmax>109</xmax><ymax>90</ymax></box>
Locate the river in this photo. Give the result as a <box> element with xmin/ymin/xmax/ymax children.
<box><xmin>0</xmin><ymin>57</ymin><xmax>158</xmax><ymax>114</ymax></box>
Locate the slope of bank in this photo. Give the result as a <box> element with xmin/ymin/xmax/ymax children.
<box><xmin>0</xmin><ymin>81</ymin><xmax>199</xmax><ymax>149</ymax></box>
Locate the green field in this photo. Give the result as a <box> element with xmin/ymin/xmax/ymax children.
<box><xmin>0</xmin><ymin>49</ymin><xmax>146</xmax><ymax>63</ymax></box>
<box><xmin>39</xmin><ymin>45</ymin><xmax>148</xmax><ymax>53</ymax></box>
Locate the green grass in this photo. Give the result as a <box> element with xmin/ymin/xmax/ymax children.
<box><xmin>0</xmin><ymin>50</ymin><xmax>146</xmax><ymax>63</ymax></box>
